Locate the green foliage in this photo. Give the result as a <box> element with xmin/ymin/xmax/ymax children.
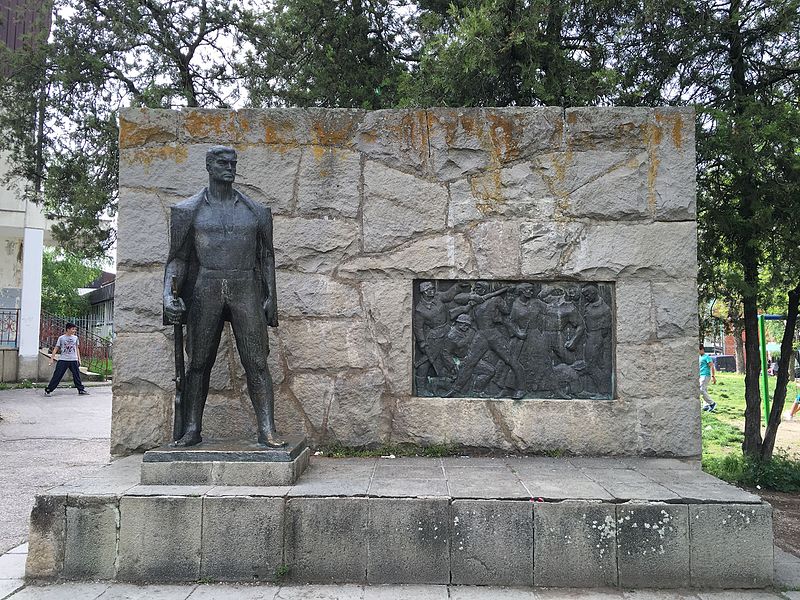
<box><xmin>41</xmin><ymin>248</ymin><xmax>102</xmax><ymax>317</ymax></box>
<box><xmin>703</xmin><ymin>452</ymin><xmax>800</xmax><ymax>493</ymax></box>
<box><xmin>320</xmin><ymin>442</ymin><xmax>459</xmax><ymax>458</ymax></box>
<box><xmin>273</xmin><ymin>564</ymin><xmax>291</xmax><ymax>582</ymax></box>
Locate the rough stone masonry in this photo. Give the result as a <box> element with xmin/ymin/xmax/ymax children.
<box><xmin>114</xmin><ymin>107</ymin><xmax>699</xmax><ymax>458</ymax></box>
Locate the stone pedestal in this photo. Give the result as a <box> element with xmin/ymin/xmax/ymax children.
<box><xmin>140</xmin><ymin>436</ymin><xmax>309</xmax><ymax>486</ymax></box>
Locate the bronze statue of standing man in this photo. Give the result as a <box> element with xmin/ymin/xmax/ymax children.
<box><xmin>163</xmin><ymin>145</ymin><xmax>285</xmax><ymax>448</ymax></box>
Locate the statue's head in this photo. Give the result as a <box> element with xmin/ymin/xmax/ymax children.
<box><xmin>565</xmin><ymin>286</ymin><xmax>579</xmax><ymax>302</ymax></box>
<box><xmin>206</xmin><ymin>146</ymin><xmax>237</xmax><ymax>184</ymax></box>
<box><xmin>474</xmin><ymin>281</ymin><xmax>489</xmax><ymax>295</ymax></box>
<box><xmin>419</xmin><ymin>281</ymin><xmax>435</xmax><ymax>299</ymax></box>
<box><xmin>517</xmin><ymin>283</ymin><xmax>535</xmax><ymax>299</ymax></box>
<box><xmin>455</xmin><ymin>313</ymin><xmax>472</xmax><ymax>331</ymax></box>
<box><xmin>582</xmin><ymin>284</ymin><xmax>599</xmax><ymax>302</ymax></box>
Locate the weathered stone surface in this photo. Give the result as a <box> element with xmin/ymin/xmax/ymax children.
<box><xmin>327</xmin><ymin>369</ymin><xmax>386</xmax><ymax>446</ymax></box>
<box><xmin>356</xmin><ymin>110</ymin><xmax>431</xmax><ymax>174</ymax></box>
<box><xmin>278</xmin><ymin>320</ymin><xmax>379</xmax><ymax>371</ymax></box>
<box><xmin>466</xmin><ymin>221</ymin><xmax>520</xmax><ymax>277</ymax></box>
<box><xmin>363</xmin><ymin>161</ymin><xmax>448</xmax><ymax>252</ymax></box>
<box><xmin>117</xmin><ymin>496</ymin><xmax>202</xmax><ymax>582</ymax></box>
<box><xmin>119</xmin><ymin>108</ymin><xmax>179</xmax><ymax>149</ymax></box>
<box><xmin>111</xmin><ymin>389</ymin><xmax>171</xmax><ymax>455</ymax></box>
<box><xmin>201</xmin><ymin>391</ymin><xmax>258</xmax><ymax>441</ymax></box>
<box><xmin>360</xmin><ymin>279</ymin><xmax>413</xmax><ymax>395</ymax></box>
<box><xmin>25</xmin><ymin>494</ymin><xmax>66</xmax><ymax>580</ymax></box>
<box><xmin>652</xmin><ymin>281</ymin><xmax>698</xmax><ymax>339</ymax></box>
<box><xmin>450</xmin><ymin>500</ymin><xmax>533</xmax><ymax>586</ymax></box>
<box><xmin>63</xmin><ymin>497</ymin><xmax>118</xmax><ymax>580</ymax></box>
<box><xmin>273</xmin><ymin>216</ymin><xmax>360</xmax><ymax>274</ymax></box>
<box><xmin>297</xmin><ymin>147</ymin><xmax>361</xmax><ymax>217</ymax></box>
<box><xmin>653</xmin><ymin>107</ymin><xmax>697</xmax><ymax>221</ymax></box>
<box><xmin>178</xmin><ymin>109</ymin><xmax>240</xmax><ymax>144</ymax></box>
<box><xmin>286</xmin><ymin>497</ymin><xmax>368</xmax><ymax>583</ymax></box>
<box><xmin>565</xmin><ymin>107</ymin><xmax>651</xmax><ymax>151</ymax></box>
<box><xmin>616</xmin><ymin>503</ymin><xmax>689</xmax><ymax>588</ymax></box>
<box><xmin>234</xmin><ymin>146</ymin><xmax>300</xmax><ymax>215</ymax></box>
<box><xmin>114</xmin><ymin>268</ymin><xmax>165</xmax><ymax>334</ymax></box>
<box><xmin>140</xmin><ymin>461</ymin><xmax>214</xmax><ymax>486</ymax></box>
<box><xmin>617</xmin><ymin>338</ymin><xmax>696</xmax><ymax>402</ymax></box>
<box><xmin>287</xmin><ymin>372</ymin><xmax>335</xmax><ymax>433</ymax></box>
<box><xmin>118</xmin><ymin>144</ymin><xmax>209</xmax><ymax>197</ymax></box>
<box><xmin>615</xmin><ymin>280</ymin><xmax>655</xmax><ymax>344</ymax></box>
<box><xmin>519</xmin><ymin>221</ymin><xmax>585</xmax><ymax>277</ymax></box>
<box><xmin>367</xmin><ymin>498</ymin><xmax>450</xmax><ymax>584</ymax></box>
<box><xmin>116</xmin><ymin>189</ymin><xmax>171</xmax><ymax>267</ymax></box>
<box><xmin>114</xmin><ymin>332</ymin><xmax>173</xmax><ymax>389</ymax></box>
<box><xmin>238</xmin><ymin>108</ymin><xmax>365</xmax><ymax>148</ymax></box>
<box><xmin>201</xmin><ymin>496</ymin><xmax>284</xmax><ymax>580</ymax></box>
<box><xmin>391</xmin><ymin>398</ymin><xmax>509</xmax><ymax>450</ymax></box>
<box><xmin>339</xmin><ymin>233</ymin><xmax>474</xmax><ymax>280</ymax></box>
<box><xmin>564</xmin><ymin>222</ymin><xmax>697</xmax><ymax>280</ymax></box>
<box><xmin>276</xmin><ymin>272</ymin><xmax>362</xmax><ymax>318</ymax></box>
<box><xmin>533</xmin><ymin>501</ymin><xmax>617</xmax><ymax>587</ymax></box>
<box><xmin>689</xmin><ymin>503</ymin><xmax>773</xmax><ymax>588</ymax></box>
<box><xmin>563</xmin><ymin>152</ymin><xmax>650</xmax><ymax>221</ymax></box>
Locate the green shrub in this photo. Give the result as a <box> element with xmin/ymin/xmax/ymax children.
<box><xmin>703</xmin><ymin>451</ymin><xmax>800</xmax><ymax>492</ymax></box>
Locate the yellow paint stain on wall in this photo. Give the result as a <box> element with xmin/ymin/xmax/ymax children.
<box><xmin>119</xmin><ymin>118</ymin><xmax>174</xmax><ymax>149</ymax></box>
<box><xmin>123</xmin><ymin>145</ymin><xmax>188</xmax><ymax>167</ymax></box>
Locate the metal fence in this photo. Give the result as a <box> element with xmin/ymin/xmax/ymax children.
<box><xmin>0</xmin><ymin>308</ymin><xmax>20</xmax><ymax>347</ymax></box>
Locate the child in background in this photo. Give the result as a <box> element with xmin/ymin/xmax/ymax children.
<box><xmin>44</xmin><ymin>323</ymin><xmax>89</xmax><ymax>396</ymax></box>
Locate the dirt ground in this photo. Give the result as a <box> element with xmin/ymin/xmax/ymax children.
<box><xmin>754</xmin><ymin>488</ymin><xmax>800</xmax><ymax>557</ymax></box>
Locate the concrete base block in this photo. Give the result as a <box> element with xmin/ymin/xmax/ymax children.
<box><xmin>451</xmin><ymin>500</ymin><xmax>533</xmax><ymax>586</ymax></box>
<box><xmin>616</xmin><ymin>503</ymin><xmax>689</xmax><ymax>588</ymax></box>
<box><xmin>286</xmin><ymin>497</ymin><xmax>368</xmax><ymax>583</ymax></box>
<box><xmin>64</xmin><ymin>496</ymin><xmax>119</xmax><ymax>580</ymax></box>
<box><xmin>689</xmin><ymin>503</ymin><xmax>773</xmax><ymax>588</ymax></box>
<box><xmin>201</xmin><ymin>496</ymin><xmax>285</xmax><ymax>581</ymax></box>
<box><xmin>533</xmin><ymin>501</ymin><xmax>617</xmax><ymax>587</ymax></box>
<box><xmin>367</xmin><ymin>498</ymin><xmax>450</xmax><ymax>584</ymax></box>
<box><xmin>25</xmin><ymin>494</ymin><xmax>66</xmax><ymax>580</ymax></box>
<box><xmin>117</xmin><ymin>496</ymin><xmax>202</xmax><ymax>582</ymax></box>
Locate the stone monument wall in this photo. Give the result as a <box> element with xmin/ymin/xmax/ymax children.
<box><xmin>114</xmin><ymin>107</ymin><xmax>699</xmax><ymax>457</ymax></box>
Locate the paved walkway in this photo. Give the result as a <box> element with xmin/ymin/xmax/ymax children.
<box><xmin>1</xmin><ymin>384</ymin><xmax>799</xmax><ymax>599</ymax></box>
<box><xmin>0</xmin><ymin>386</ymin><xmax>112</xmax><ymax>554</ymax></box>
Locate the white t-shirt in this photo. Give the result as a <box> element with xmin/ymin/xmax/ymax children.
<box><xmin>56</xmin><ymin>334</ymin><xmax>79</xmax><ymax>361</ymax></box>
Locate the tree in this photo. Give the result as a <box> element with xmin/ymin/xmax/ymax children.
<box><xmin>0</xmin><ymin>0</ymin><xmax>247</xmax><ymax>259</ymax></box>
<box><xmin>613</xmin><ymin>0</ymin><xmax>800</xmax><ymax>459</ymax></box>
<box><xmin>240</xmin><ymin>0</ymin><xmax>416</xmax><ymax>109</ymax></box>
<box><xmin>40</xmin><ymin>248</ymin><xmax>101</xmax><ymax>317</ymax></box>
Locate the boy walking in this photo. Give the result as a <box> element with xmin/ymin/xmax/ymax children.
<box><xmin>45</xmin><ymin>323</ymin><xmax>89</xmax><ymax>396</ymax></box>
<box><xmin>699</xmin><ymin>344</ymin><xmax>716</xmax><ymax>411</ymax></box>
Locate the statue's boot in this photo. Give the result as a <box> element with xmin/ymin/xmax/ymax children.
<box><xmin>171</xmin><ymin>430</ymin><xmax>202</xmax><ymax>447</ymax></box>
<box><xmin>258</xmin><ymin>430</ymin><xmax>286</xmax><ymax>448</ymax></box>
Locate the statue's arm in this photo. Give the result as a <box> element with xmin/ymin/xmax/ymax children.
<box><xmin>262</xmin><ymin>209</ymin><xmax>279</xmax><ymax>327</ymax></box>
<box><xmin>163</xmin><ymin>206</ymin><xmax>190</xmax><ymax>324</ymax></box>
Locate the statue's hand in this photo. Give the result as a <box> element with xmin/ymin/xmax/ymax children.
<box><xmin>164</xmin><ymin>296</ymin><xmax>186</xmax><ymax>324</ymax></box>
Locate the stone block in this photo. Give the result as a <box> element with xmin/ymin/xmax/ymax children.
<box><xmin>450</xmin><ymin>500</ymin><xmax>533</xmax><ymax>586</ymax></box>
<box><xmin>467</xmin><ymin>221</ymin><xmax>520</xmax><ymax>277</ymax></box>
<box><xmin>339</xmin><ymin>233</ymin><xmax>474</xmax><ymax>280</ymax></box>
<box><xmin>615</xmin><ymin>280</ymin><xmax>655</xmax><ymax>344</ymax></box>
<box><xmin>582</xmin><ymin>468</ymin><xmax>679</xmax><ymax>501</ymax></box>
<box><xmin>519</xmin><ymin>221</ymin><xmax>585</xmax><ymax>277</ymax></box>
<box><xmin>616</xmin><ymin>503</ymin><xmax>689</xmax><ymax>588</ymax></box>
<box><xmin>116</xmin><ymin>188</ymin><xmax>171</xmax><ymax>267</ymax></box>
<box><xmin>119</xmin><ymin>108</ymin><xmax>180</xmax><ymax>148</ymax></box>
<box><xmin>636</xmin><ymin>397</ymin><xmax>700</xmax><ymax>458</ymax></box>
<box><xmin>652</xmin><ymin>281</ymin><xmax>698</xmax><ymax>339</ymax></box>
<box><xmin>212</xmin><ymin>449</ymin><xmax>310</xmax><ymax>486</ymax></box>
<box><xmin>363</xmin><ymin>161</ymin><xmax>448</xmax><ymax>252</ymax></box>
<box><xmin>367</xmin><ymin>498</ymin><xmax>450</xmax><ymax>584</ymax></box>
<box><xmin>565</xmin><ymin>107</ymin><xmax>651</xmax><ymax>151</ymax></box>
<box><xmin>119</xmin><ymin>144</ymin><xmax>209</xmax><ymax>198</ymax></box>
<box><xmin>564</xmin><ymin>221</ymin><xmax>697</xmax><ymax>280</ymax></box>
<box><xmin>25</xmin><ymin>494</ymin><xmax>66</xmax><ymax>580</ymax></box>
<box><xmin>113</xmin><ymin>332</ymin><xmax>174</xmax><ymax>390</ymax></box>
<box><xmin>652</xmin><ymin>107</ymin><xmax>696</xmax><ymax>221</ymax></box>
<box><xmin>117</xmin><ymin>496</ymin><xmax>202</xmax><ymax>582</ymax></box>
<box><xmin>276</xmin><ymin>272</ymin><xmax>362</xmax><ymax>318</ymax></box>
<box><xmin>689</xmin><ymin>503</ymin><xmax>773</xmax><ymax>588</ymax></box>
<box><xmin>201</xmin><ymin>496</ymin><xmax>285</xmax><ymax>581</ymax></box>
<box><xmin>533</xmin><ymin>501</ymin><xmax>617</xmax><ymax>587</ymax></box>
<box><xmin>297</xmin><ymin>146</ymin><xmax>361</xmax><ymax>217</ymax></box>
<box><xmin>273</xmin><ymin>216</ymin><xmax>360</xmax><ymax>274</ymax></box>
<box><xmin>279</xmin><ymin>319</ymin><xmax>379</xmax><ymax>371</ymax></box>
<box><xmin>355</xmin><ymin>109</ymin><xmax>432</xmax><ymax>174</ymax></box>
<box><xmin>617</xmin><ymin>338</ymin><xmax>696</xmax><ymax>402</ymax></box>
<box><xmin>285</xmin><ymin>497</ymin><xmax>368</xmax><ymax>583</ymax></box>
<box><xmin>238</xmin><ymin>107</ymin><xmax>365</xmax><ymax>147</ymax></box>
<box><xmin>113</xmin><ymin>268</ymin><xmax>165</xmax><ymax>334</ymax></box>
<box><xmin>327</xmin><ymin>370</ymin><xmax>387</xmax><ymax>446</ymax></box>
<box><xmin>63</xmin><ymin>496</ymin><xmax>119</xmax><ymax>580</ymax></box>
<box><xmin>233</xmin><ymin>145</ymin><xmax>300</xmax><ymax>215</ymax></box>
<box><xmin>360</xmin><ymin>279</ymin><xmax>413</xmax><ymax>394</ymax></box>
<box><xmin>140</xmin><ymin>461</ymin><xmax>214</xmax><ymax>485</ymax></box>
<box><xmin>178</xmin><ymin>108</ymin><xmax>240</xmax><ymax>144</ymax></box>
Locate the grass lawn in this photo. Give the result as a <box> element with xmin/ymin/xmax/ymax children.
<box><xmin>85</xmin><ymin>357</ymin><xmax>113</xmax><ymax>378</ymax></box>
<box><xmin>701</xmin><ymin>371</ymin><xmax>800</xmax><ymax>491</ymax></box>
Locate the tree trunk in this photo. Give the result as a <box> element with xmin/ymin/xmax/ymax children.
<box><xmin>733</xmin><ymin>322</ymin><xmax>746</xmax><ymax>373</ymax></box>
<box><xmin>761</xmin><ymin>283</ymin><xmax>800</xmax><ymax>459</ymax></box>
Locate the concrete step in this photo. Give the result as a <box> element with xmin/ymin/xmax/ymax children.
<box><xmin>25</xmin><ymin>456</ymin><xmax>773</xmax><ymax>589</ymax></box>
